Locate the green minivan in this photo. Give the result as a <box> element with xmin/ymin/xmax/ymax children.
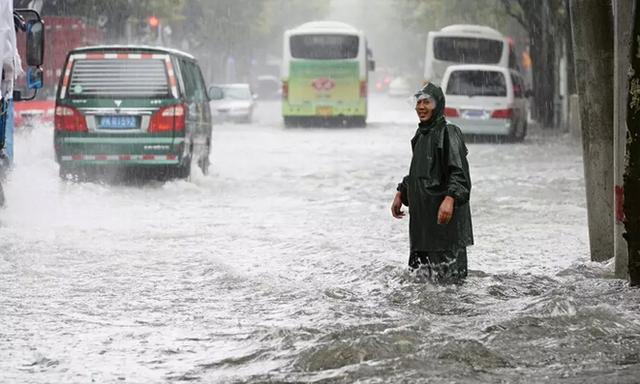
<box><xmin>54</xmin><ymin>45</ymin><xmax>213</xmax><ymax>179</ymax></box>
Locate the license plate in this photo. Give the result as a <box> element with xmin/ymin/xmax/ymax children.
<box><xmin>316</xmin><ymin>106</ymin><xmax>333</xmax><ymax>116</ymax></box>
<box><xmin>99</xmin><ymin>115</ymin><xmax>137</xmax><ymax>129</ymax></box>
<box><xmin>462</xmin><ymin>109</ymin><xmax>485</xmax><ymax>119</ymax></box>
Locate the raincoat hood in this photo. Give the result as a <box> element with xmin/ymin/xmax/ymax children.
<box><xmin>415</xmin><ymin>82</ymin><xmax>446</xmax><ymax>132</ymax></box>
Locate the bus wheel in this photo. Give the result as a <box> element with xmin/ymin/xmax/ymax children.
<box><xmin>283</xmin><ymin>117</ymin><xmax>294</xmax><ymax>128</ymax></box>
<box><xmin>175</xmin><ymin>144</ymin><xmax>193</xmax><ymax>179</ymax></box>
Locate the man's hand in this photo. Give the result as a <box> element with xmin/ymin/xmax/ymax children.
<box><xmin>437</xmin><ymin>196</ymin><xmax>455</xmax><ymax>224</ymax></box>
<box><xmin>391</xmin><ymin>191</ymin><xmax>405</xmax><ymax>219</ymax></box>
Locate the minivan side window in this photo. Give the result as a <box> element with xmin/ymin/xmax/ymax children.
<box><xmin>189</xmin><ymin>62</ymin><xmax>207</xmax><ymax>103</ymax></box>
<box><xmin>180</xmin><ymin>59</ymin><xmax>206</xmax><ymax>103</ymax></box>
<box><xmin>179</xmin><ymin>59</ymin><xmax>197</xmax><ymax>102</ymax></box>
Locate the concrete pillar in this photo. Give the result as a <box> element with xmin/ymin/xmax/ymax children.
<box><xmin>569</xmin><ymin>0</ymin><xmax>615</xmax><ymax>262</ymax></box>
<box><xmin>613</xmin><ymin>0</ymin><xmax>633</xmax><ymax>279</ymax></box>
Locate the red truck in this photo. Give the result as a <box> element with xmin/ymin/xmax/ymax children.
<box><xmin>15</xmin><ymin>16</ymin><xmax>104</xmax><ymax>129</ymax></box>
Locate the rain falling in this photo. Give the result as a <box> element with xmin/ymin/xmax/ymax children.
<box><xmin>1</xmin><ymin>0</ymin><xmax>639</xmax><ymax>383</ymax></box>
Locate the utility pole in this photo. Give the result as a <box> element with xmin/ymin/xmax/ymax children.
<box><xmin>624</xmin><ymin>0</ymin><xmax>640</xmax><ymax>287</ymax></box>
<box><xmin>613</xmin><ymin>0</ymin><xmax>633</xmax><ymax>279</ymax></box>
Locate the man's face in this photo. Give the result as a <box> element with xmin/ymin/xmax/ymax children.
<box><xmin>415</xmin><ymin>97</ymin><xmax>435</xmax><ymax>122</ymax></box>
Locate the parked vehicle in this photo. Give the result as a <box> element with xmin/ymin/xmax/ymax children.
<box><xmin>424</xmin><ymin>24</ymin><xmax>519</xmax><ymax>86</ymax></box>
<box><xmin>254</xmin><ymin>75</ymin><xmax>280</xmax><ymax>99</ymax></box>
<box><xmin>281</xmin><ymin>21</ymin><xmax>375</xmax><ymax>127</ymax></box>
<box><xmin>371</xmin><ymin>67</ymin><xmax>393</xmax><ymax>93</ymax></box>
<box><xmin>15</xmin><ymin>16</ymin><xmax>104</xmax><ymax>130</ymax></box>
<box><xmin>387</xmin><ymin>76</ymin><xmax>412</xmax><ymax>97</ymax></box>
<box><xmin>441</xmin><ymin>64</ymin><xmax>528</xmax><ymax>141</ymax></box>
<box><xmin>208</xmin><ymin>83</ymin><xmax>256</xmax><ymax>123</ymax></box>
<box><xmin>13</xmin><ymin>97</ymin><xmax>54</xmax><ymax>129</ymax></box>
<box><xmin>54</xmin><ymin>45</ymin><xmax>212</xmax><ymax>179</ymax></box>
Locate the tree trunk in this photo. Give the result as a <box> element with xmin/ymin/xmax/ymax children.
<box><xmin>569</xmin><ymin>0</ymin><xmax>615</xmax><ymax>262</ymax></box>
<box><xmin>564</xmin><ymin>0</ymin><xmax>577</xmax><ymax>95</ymax></box>
<box><xmin>625</xmin><ymin>0</ymin><xmax>640</xmax><ymax>286</ymax></box>
<box><xmin>526</xmin><ymin>1</ymin><xmax>556</xmax><ymax>128</ymax></box>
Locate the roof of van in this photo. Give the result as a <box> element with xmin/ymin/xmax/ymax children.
<box><xmin>69</xmin><ymin>45</ymin><xmax>196</xmax><ymax>60</ymax></box>
<box><xmin>436</xmin><ymin>24</ymin><xmax>503</xmax><ymax>38</ymax></box>
<box><xmin>289</xmin><ymin>21</ymin><xmax>360</xmax><ymax>34</ymax></box>
<box><xmin>443</xmin><ymin>64</ymin><xmax>514</xmax><ymax>74</ymax></box>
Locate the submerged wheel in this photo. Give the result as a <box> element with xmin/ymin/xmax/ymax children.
<box><xmin>198</xmin><ymin>143</ymin><xmax>210</xmax><ymax>175</ymax></box>
<box><xmin>0</xmin><ymin>181</ymin><xmax>4</xmax><ymax>207</ymax></box>
<box><xmin>176</xmin><ymin>156</ymin><xmax>191</xmax><ymax>179</ymax></box>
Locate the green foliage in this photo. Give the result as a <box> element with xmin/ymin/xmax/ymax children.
<box><xmin>398</xmin><ymin>0</ymin><xmax>512</xmax><ymax>36</ymax></box>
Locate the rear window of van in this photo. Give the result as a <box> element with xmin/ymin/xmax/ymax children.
<box><xmin>67</xmin><ymin>58</ymin><xmax>170</xmax><ymax>99</ymax></box>
<box><xmin>445</xmin><ymin>70</ymin><xmax>507</xmax><ymax>97</ymax></box>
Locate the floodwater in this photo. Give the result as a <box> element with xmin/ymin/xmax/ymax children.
<box><xmin>1</xmin><ymin>95</ymin><xmax>639</xmax><ymax>383</ymax></box>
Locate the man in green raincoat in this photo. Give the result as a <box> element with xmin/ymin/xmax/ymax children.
<box><xmin>391</xmin><ymin>82</ymin><xmax>473</xmax><ymax>282</ymax></box>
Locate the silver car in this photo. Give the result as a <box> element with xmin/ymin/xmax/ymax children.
<box><xmin>208</xmin><ymin>83</ymin><xmax>257</xmax><ymax>124</ymax></box>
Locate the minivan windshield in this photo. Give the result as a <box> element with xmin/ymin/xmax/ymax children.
<box><xmin>446</xmin><ymin>70</ymin><xmax>507</xmax><ymax>97</ymax></box>
<box><xmin>434</xmin><ymin>37</ymin><xmax>503</xmax><ymax>64</ymax></box>
<box><xmin>290</xmin><ymin>34</ymin><xmax>359</xmax><ymax>60</ymax></box>
<box><xmin>67</xmin><ymin>58</ymin><xmax>171</xmax><ymax>99</ymax></box>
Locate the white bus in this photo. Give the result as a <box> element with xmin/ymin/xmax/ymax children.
<box><xmin>423</xmin><ymin>24</ymin><xmax>519</xmax><ymax>86</ymax></box>
<box><xmin>281</xmin><ymin>21</ymin><xmax>374</xmax><ymax>127</ymax></box>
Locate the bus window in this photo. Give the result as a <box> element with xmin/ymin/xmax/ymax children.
<box><xmin>290</xmin><ymin>34</ymin><xmax>359</xmax><ymax>60</ymax></box>
<box><xmin>433</xmin><ymin>37</ymin><xmax>503</xmax><ymax>64</ymax></box>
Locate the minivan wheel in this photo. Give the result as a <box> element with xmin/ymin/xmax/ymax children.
<box><xmin>176</xmin><ymin>156</ymin><xmax>191</xmax><ymax>179</ymax></box>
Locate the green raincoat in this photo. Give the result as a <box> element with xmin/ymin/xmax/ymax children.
<box><xmin>398</xmin><ymin>83</ymin><xmax>474</xmax><ymax>252</ymax></box>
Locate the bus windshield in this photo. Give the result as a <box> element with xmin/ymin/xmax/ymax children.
<box><xmin>290</xmin><ymin>34</ymin><xmax>359</xmax><ymax>60</ymax></box>
<box><xmin>434</xmin><ymin>37</ymin><xmax>503</xmax><ymax>64</ymax></box>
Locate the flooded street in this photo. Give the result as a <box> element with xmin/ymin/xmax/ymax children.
<box><xmin>1</xmin><ymin>95</ymin><xmax>639</xmax><ymax>383</ymax></box>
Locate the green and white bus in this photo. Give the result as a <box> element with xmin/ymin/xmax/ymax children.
<box><xmin>281</xmin><ymin>21</ymin><xmax>374</xmax><ymax>127</ymax></box>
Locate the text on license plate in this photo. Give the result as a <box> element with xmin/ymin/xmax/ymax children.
<box><xmin>316</xmin><ymin>106</ymin><xmax>333</xmax><ymax>116</ymax></box>
<box><xmin>99</xmin><ymin>115</ymin><xmax>137</xmax><ymax>129</ymax></box>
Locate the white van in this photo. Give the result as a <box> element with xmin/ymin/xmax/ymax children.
<box><xmin>424</xmin><ymin>24</ymin><xmax>518</xmax><ymax>86</ymax></box>
<box><xmin>441</xmin><ymin>64</ymin><xmax>528</xmax><ymax>141</ymax></box>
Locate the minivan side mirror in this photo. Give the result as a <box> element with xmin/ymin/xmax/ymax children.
<box><xmin>208</xmin><ymin>86</ymin><xmax>224</xmax><ymax>100</ymax></box>
<box><xmin>26</xmin><ymin>19</ymin><xmax>45</xmax><ymax>67</ymax></box>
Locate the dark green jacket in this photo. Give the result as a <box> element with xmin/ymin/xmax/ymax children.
<box><xmin>398</xmin><ymin>83</ymin><xmax>473</xmax><ymax>251</ymax></box>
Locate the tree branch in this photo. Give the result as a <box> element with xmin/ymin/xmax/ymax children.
<box><xmin>500</xmin><ymin>0</ymin><xmax>529</xmax><ymax>29</ymax></box>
